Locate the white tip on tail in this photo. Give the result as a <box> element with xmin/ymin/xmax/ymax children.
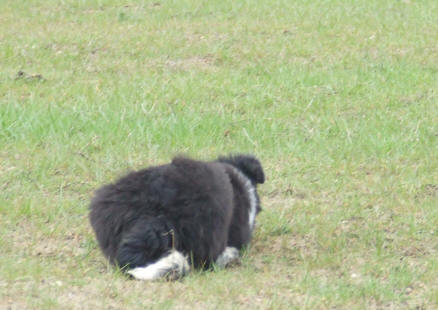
<box><xmin>127</xmin><ymin>251</ymin><xmax>190</xmax><ymax>281</ymax></box>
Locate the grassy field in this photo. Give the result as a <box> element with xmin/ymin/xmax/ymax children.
<box><xmin>1</xmin><ymin>0</ymin><xmax>438</xmax><ymax>308</ymax></box>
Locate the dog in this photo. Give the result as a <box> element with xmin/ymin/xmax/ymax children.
<box><xmin>89</xmin><ymin>154</ymin><xmax>265</xmax><ymax>280</ymax></box>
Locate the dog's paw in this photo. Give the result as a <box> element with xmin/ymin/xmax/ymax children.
<box><xmin>127</xmin><ymin>251</ymin><xmax>190</xmax><ymax>281</ymax></box>
<box><xmin>215</xmin><ymin>247</ymin><xmax>240</xmax><ymax>268</ymax></box>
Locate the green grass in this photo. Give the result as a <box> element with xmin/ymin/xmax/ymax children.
<box><xmin>1</xmin><ymin>0</ymin><xmax>438</xmax><ymax>308</ymax></box>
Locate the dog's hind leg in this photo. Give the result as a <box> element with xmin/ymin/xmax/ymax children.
<box><xmin>116</xmin><ymin>218</ymin><xmax>189</xmax><ymax>280</ymax></box>
<box><xmin>215</xmin><ymin>247</ymin><xmax>240</xmax><ymax>268</ymax></box>
<box><xmin>127</xmin><ymin>250</ymin><xmax>190</xmax><ymax>281</ymax></box>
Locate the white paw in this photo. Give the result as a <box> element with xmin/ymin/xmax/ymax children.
<box><xmin>127</xmin><ymin>251</ymin><xmax>190</xmax><ymax>281</ymax></box>
<box><xmin>215</xmin><ymin>247</ymin><xmax>240</xmax><ymax>268</ymax></box>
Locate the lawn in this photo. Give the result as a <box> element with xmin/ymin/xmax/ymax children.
<box><xmin>1</xmin><ymin>0</ymin><xmax>438</xmax><ymax>309</ymax></box>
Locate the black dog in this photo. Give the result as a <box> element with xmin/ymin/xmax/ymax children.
<box><xmin>89</xmin><ymin>154</ymin><xmax>265</xmax><ymax>280</ymax></box>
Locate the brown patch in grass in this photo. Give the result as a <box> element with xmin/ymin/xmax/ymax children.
<box><xmin>0</xmin><ymin>299</ymin><xmax>28</xmax><ymax>310</ymax></box>
<box><xmin>165</xmin><ymin>55</ymin><xmax>217</xmax><ymax>71</ymax></box>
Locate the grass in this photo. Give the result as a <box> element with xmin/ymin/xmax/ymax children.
<box><xmin>1</xmin><ymin>0</ymin><xmax>438</xmax><ymax>308</ymax></box>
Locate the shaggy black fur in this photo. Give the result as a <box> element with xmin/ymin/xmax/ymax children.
<box><xmin>89</xmin><ymin>154</ymin><xmax>264</xmax><ymax>271</ymax></box>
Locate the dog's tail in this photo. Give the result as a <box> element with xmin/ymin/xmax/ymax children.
<box><xmin>116</xmin><ymin>218</ymin><xmax>190</xmax><ymax>281</ymax></box>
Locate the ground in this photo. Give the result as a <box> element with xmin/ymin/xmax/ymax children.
<box><xmin>1</xmin><ymin>0</ymin><xmax>438</xmax><ymax>309</ymax></box>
